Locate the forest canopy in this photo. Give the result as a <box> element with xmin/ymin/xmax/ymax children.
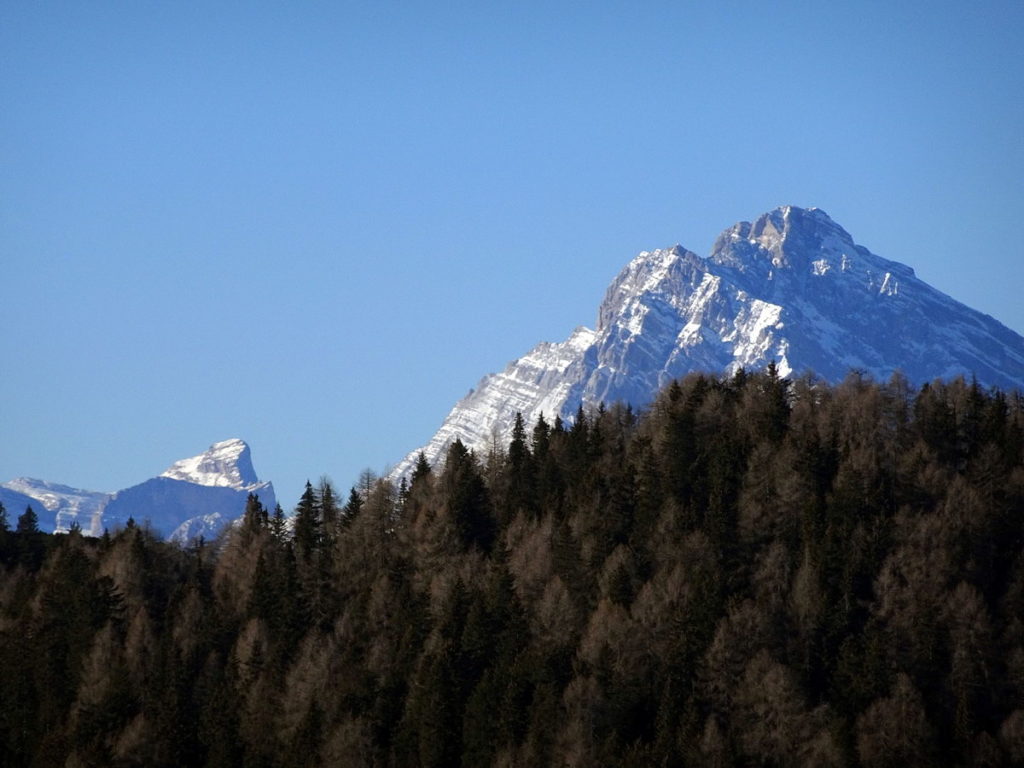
<box><xmin>2</xmin><ymin>369</ymin><xmax>1024</xmax><ymax>767</ymax></box>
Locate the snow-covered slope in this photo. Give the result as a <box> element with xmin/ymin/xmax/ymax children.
<box><xmin>0</xmin><ymin>479</ymin><xmax>111</xmax><ymax>535</ymax></box>
<box><xmin>160</xmin><ymin>438</ymin><xmax>262</xmax><ymax>488</ymax></box>
<box><xmin>393</xmin><ymin>206</ymin><xmax>1024</xmax><ymax>478</ymax></box>
<box><xmin>2</xmin><ymin>439</ymin><xmax>274</xmax><ymax>541</ymax></box>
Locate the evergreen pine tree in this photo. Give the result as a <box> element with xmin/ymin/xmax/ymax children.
<box><xmin>318</xmin><ymin>477</ymin><xmax>339</xmax><ymax>537</ymax></box>
<box><xmin>509</xmin><ymin>412</ymin><xmax>529</xmax><ymax>468</ymax></box>
<box><xmin>14</xmin><ymin>505</ymin><xmax>44</xmax><ymax>569</ymax></box>
<box><xmin>270</xmin><ymin>503</ymin><xmax>287</xmax><ymax>543</ymax></box>
<box><xmin>342</xmin><ymin>487</ymin><xmax>363</xmax><ymax>526</ymax></box>
<box><xmin>572</xmin><ymin>404</ymin><xmax>589</xmax><ymax>441</ymax></box>
<box><xmin>441</xmin><ymin>439</ymin><xmax>494</xmax><ymax>553</ymax></box>
<box><xmin>316</xmin><ymin>477</ymin><xmax>341</xmax><ymax>624</ymax></box>
<box><xmin>411</xmin><ymin>452</ymin><xmax>432</xmax><ymax>488</ymax></box>
<box><xmin>293</xmin><ymin>481</ymin><xmax>321</xmax><ymax>560</ymax></box>
<box><xmin>292</xmin><ymin>481</ymin><xmax>327</xmax><ymax>627</ymax></box>
<box><xmin>16</xmin><ymin>505</ymin><xmax>39</xmax><ymax>534</ymax></box>
<box><xmin>242</xmin><ymin>493</ymin><xmax>267</xmax><ymax>536</ymax></box>
<box><xmin>532</xmin><ymin>413</ymin><xmax>550</xmax><ymax>458</ymax></box>
<box><xmin>504</xmin><ymin>412</ymin><xmax>535</xmax><ymax>519</ymax></box>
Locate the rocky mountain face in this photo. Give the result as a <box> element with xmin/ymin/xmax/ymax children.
<box><xmin>0</xmin><ymin>478</ymin><xmax>110</xmax><ymax>534</ymax></box>
<box><xmin>393</xmin><ymin>206</ymin><xmax>1024</xmax><ymax>478</ymax></box>
<box><xmin>1</xmin><ymin>439</ymin><xmax>275</xmax><ymax>542</ymax></box>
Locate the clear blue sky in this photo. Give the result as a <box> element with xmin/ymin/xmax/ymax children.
<box><xmin>3</xmin><ymin>1</ymin><xmax>1023</xmax><ymax>507</ymax></box>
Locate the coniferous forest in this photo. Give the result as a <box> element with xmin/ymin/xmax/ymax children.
<box><xmin>3</xmin><ymin>369</ymin><xmax>1024</xmax><ymax>767</ymax></box>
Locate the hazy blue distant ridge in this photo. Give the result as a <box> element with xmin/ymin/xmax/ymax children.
<box><xmin>1</xmin><ymin>439</ymin><xmax>275</xmax><ymax>540</ymax></box>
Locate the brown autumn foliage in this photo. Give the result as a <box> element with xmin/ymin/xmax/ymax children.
<box><xmin>2</xmin><ymin>369</ymin><xmax>1023</xmax><ymax>767</ymax></box>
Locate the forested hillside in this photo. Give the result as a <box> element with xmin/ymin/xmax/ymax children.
<box><xmin>3</xmin><ymin>369</ymin><xmax>1024</xmax><ymax>767</ymax></box>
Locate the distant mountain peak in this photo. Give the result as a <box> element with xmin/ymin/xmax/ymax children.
<box><xmin>392</xmin><ymin>206</ymin><xmax>1024</xmax><ymax>479</ymax></box>
<box><xmin>160</xmin><ymin>438</ymin><xmax>260</xmax><ymax>489</ymax></box>
<box><xmin>110</xmin><ymin>437</ymin><xmax>275</xmax><ymax>541</ymax></box>
<box><xmin>3</xmin><ymin>438</ymin><xmax>273</xmax><ymax>540</ymax></box>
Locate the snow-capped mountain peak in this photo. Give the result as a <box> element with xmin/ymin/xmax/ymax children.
<box><xmin>3</xmin><ymin>438</ymin><xmax>274</xmax><ymax>541</ymax></box>
<box><xmin>107</xmin><ymin>438</ymin><xmax>275</xmax><ymax>542</ymax></box>
<box><xmin>160</xmin><ymin>438</ymin><xmax>260</xmax><ymax>489</ymax></box>
<box><xmin>391</xmin><ymin>206</ymin><xmax>1024</xmax><ymax>480</ymax></box>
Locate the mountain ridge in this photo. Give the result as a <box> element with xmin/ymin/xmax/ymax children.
<box><xmin>393</xmin><ymin>206</ymin><xmax>1024</xmax><ymax>478</ymax></box>
<box><xmin>1</xmin><ymin>438</ymin><xmax>274</xmax><ymax>540</ymax></box>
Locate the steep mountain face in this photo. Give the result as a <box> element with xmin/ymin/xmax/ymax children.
<box><xmin>1</xmin><ymin>439</ymin><xmax>274</xmax><ymax>541</ymax></box>
<box><xmin>160</xmin><ymin>437</ymin><xmax>264</xmax><ymax>489</ymax></box>
<box><xmin>393</xmin><ymin>206</ymin><xmax>1024</xmax><ymax>477</ymax></box>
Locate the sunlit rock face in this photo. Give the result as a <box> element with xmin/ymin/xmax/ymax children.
<box><xmin>393</xmin><ymin>206</ymin><xmax>1024</xmax><ymax>478</ymax></box>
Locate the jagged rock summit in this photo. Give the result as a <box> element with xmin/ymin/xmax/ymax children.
<box><xmin>160</xmin><ymin>438</ymin><xmax>262</xmax><ymax>489</ymax></box>
<box><xmin>1</xmin><ymin>438</ymin><xmax>275</xmax><ymax>541</ymax></box>
<box><xmin>393</xmin><ymin>206</ymin><xmax>1024</xmax><ymax>478</ymax></box>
